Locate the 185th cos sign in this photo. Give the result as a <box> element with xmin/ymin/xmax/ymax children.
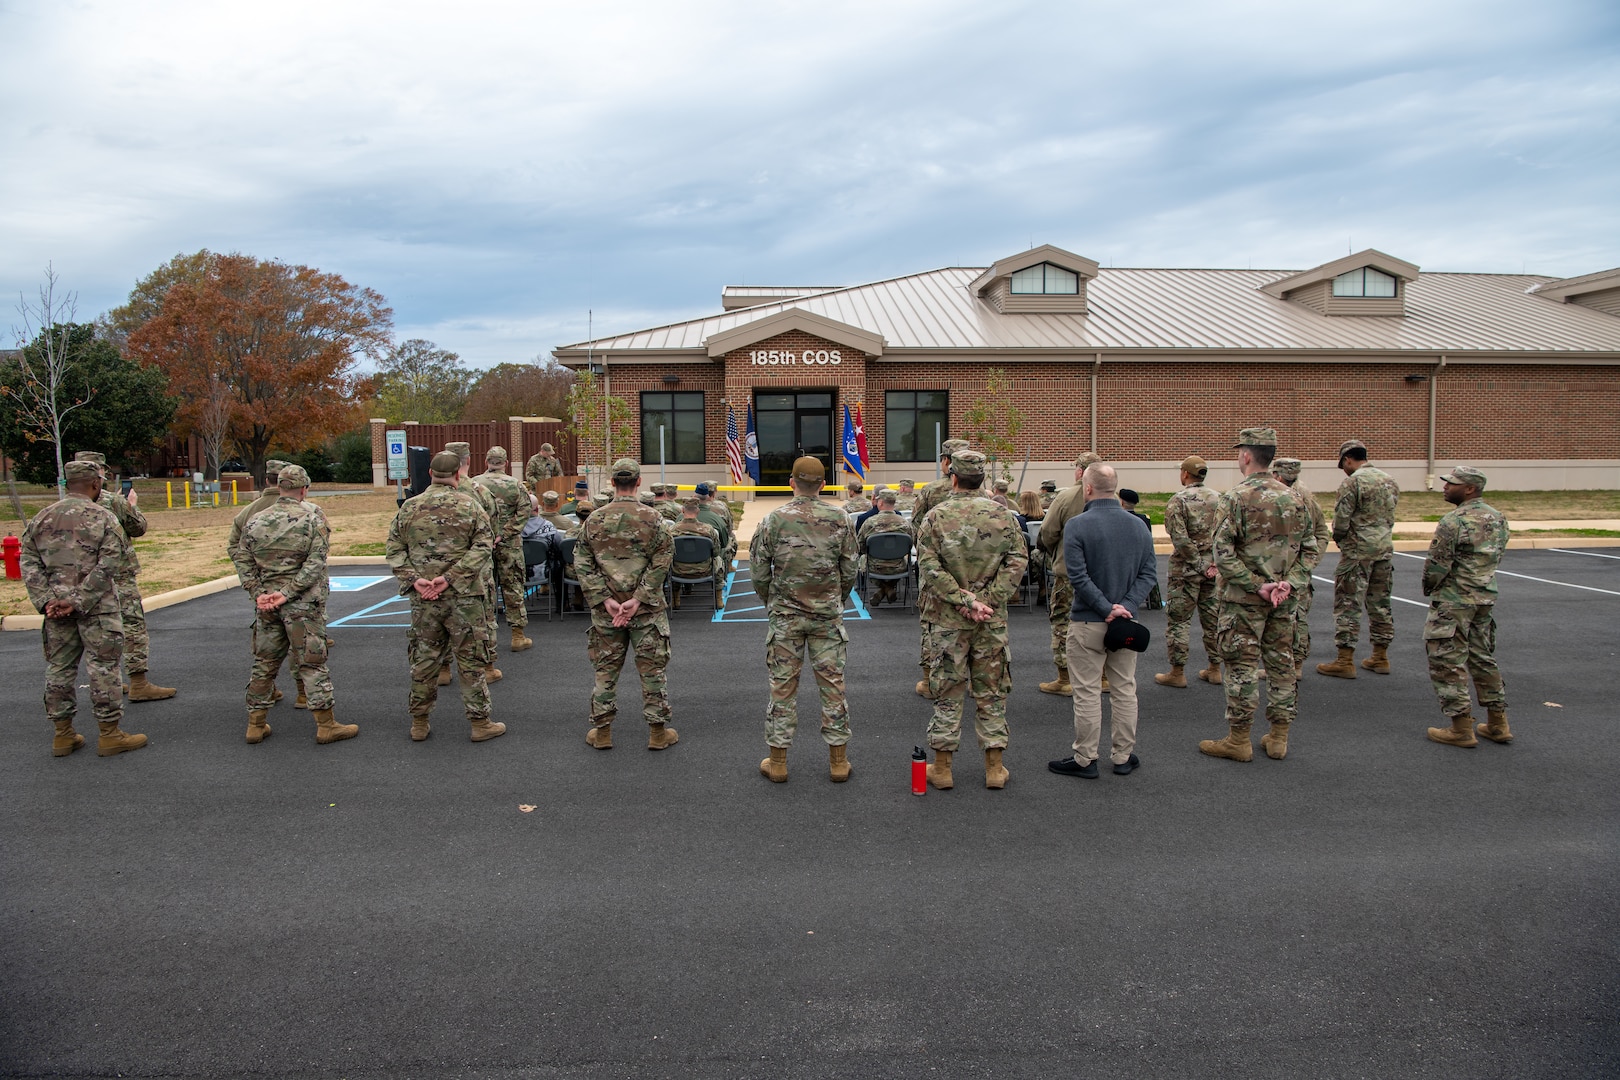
<box><xmin>748</xmin><ymin>349</ymin><xmax>842</xmax><ymax>365</ymax></box>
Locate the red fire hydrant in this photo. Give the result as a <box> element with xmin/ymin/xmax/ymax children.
<box><xmin>3</xmin><ymin>535</ymin><xmax>21</xmax><ymax>580</ymax></box>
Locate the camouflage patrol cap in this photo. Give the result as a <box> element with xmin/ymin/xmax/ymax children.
<box><xmin>899</xmin><ymin>478</ymin><xmax>915</xmax><ymax>488</ymax></box>
<box><xmin>1180</xmin><ymin>455</ymin><xmax>1208</xmax><ymax>477</ymax></box>
<box><xmin>540</xmin><ymin>442</ymin><xmax>554</xmax><ymax>453</ymax></box>
<box><xmin>993</xmin><ymin>478</ymin><xmax>1010</xmax><ymax>492</ymax></box>
<box><xmin>680</xmin><ymin>494</ymin><xmax>701</xmax><ymax>509</ymax></box>
<box><xmin>1074</xmin><ymin>452</ymin><xmax>1101</xmax><ymax>469</ymax></box>
<box><xmin>1040</xmin><ymin>479</ymin><xmax>1057</xmax><ymax>491</ymax></box>
<box><xmin>444</xmin><ymin>441</ymin><xmax>472</xmax><ymax>461</ymax></box>
<box><xmin>846</xmin><ymin>480</ymin><xmax>863</xmax><ymax>492</ymax></box>
<box><xmin>1338</xmin><ymin>439</ymin><xmax>1367</xmax><ymax>458</ymax></box>
<box><xmin>486</xmin><ymin>445</ymin><xmax>508</xmax><ymax>463</ymax></box>
<box><xmin>1439</xmin><ymin>465</ymin><xmax>1488</xmax><ymax>489</ymax></box>
<box><xmin>265</xmin><ymin>459</ymin><xmax>290</xmax><ymax>476</ymax></box>
<box><xmin>950</xmin><ymin>449</ymin><xmax>987</xmax><ymax>477</ymax></box>
<box><xmin>277</xmin><ymin>464</ymin><xmax>312</xmax><ymax>488</ymax></box>
<box><xmin>63</xmin><ymin>460</ymin><xmax>101</xmax><ymax>482</ymax></box>
<box><xmin>611</xmin><ymin>457</ymin><xmax>640</xmax><ymax>480</ymax></box>
<box><xmin>541</xmin><ymin>490</ymin><xmax>561</xmax><ymax>505</ymax></box>
<box><xmin>1271</xmin><ymin>457</ymin><xmax>1303</xmax><ymax>483</ymax></box>
<box><xmin>1234</xmin><ymin>427</ymin><xmax>1277</xmax><ymax>448</ymax></box>
<box><xmin>73</xmin><ymin>450</ymin><xmax>107</xmax><ymax>466</ymax></box>
<box><xmin>791</xmin><ymin>456</ymin><xmax>826</xmax><ymax>483</ymax></box>
<box><xmin>875</xmin><ymin>488</ymin><xmax>897</xmax><ymax>504</ymax></box>
<box><xmin>941</xmin><ymin>438</ymin><xmax>970</xmax><ymax>457</ymax></box>
<box><xmin>429</xmin><ymin>451</ymin><xmax>461</xmax><ymax>477</ymax></box>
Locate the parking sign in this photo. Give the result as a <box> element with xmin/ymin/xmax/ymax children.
<box><xmin>386</xmin><ymin>429</ymin><xmax>409</xmax><ymax>481</ymax></box>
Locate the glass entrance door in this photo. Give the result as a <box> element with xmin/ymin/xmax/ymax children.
<box><xmin>755</xmin><ymin>391</ymin><xmax>835</xmax><ymax>487</ymax></box>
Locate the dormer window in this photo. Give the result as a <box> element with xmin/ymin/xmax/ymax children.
<box><xmin>1332</xmin><ymin>267</ymin><xmax>1398</xmax><ymax>298</ymax></box>
<box><xmin>1010</xmin><ymin>263</ymin><xmax>1081</xmax><ymax>295</ymax></box>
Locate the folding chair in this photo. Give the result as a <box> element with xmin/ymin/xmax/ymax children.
<box><xmin>861</xmin><ymin>532</ymin><xmax>916</xmax><ymax>609</ymax></box>
<box><xmin>522</xmin><ymin>538</ymin><xmax>551</xmax><ymax>618</ymax></box>
<box><xmin>668</xmin><ymin>534</ymin><xmax>723</xmax><ymax>612</ymax></box>
<box><xmin>552</xmin><ymin>536</ymin><xmax>586</xmax><ymax>617</ymax></box>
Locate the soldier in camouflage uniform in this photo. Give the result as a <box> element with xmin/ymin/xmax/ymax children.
<box><xmin>20</xmin><ymin>460</ymin><xmax>146</xmax><ymax>757</ymax></box>
<box><xmin>856</xmin><ymin>489</ymin><xmax>910</xmax><ymax>605</ymax></box>
<box><xmin>387</xmin><ymin>451</ymin><xmax>504</xmax><ymax>743</ymax></box>
<box><xmin>751</xmin><ymin>456</ymin><xmax>859</xmax><ymax>783</ymax></box>
<box><xmin>524</xmin><ymin>442</ymin><xmax>563</xmax><ymax>490</ymax></box>
<box><xmin>73</xmin><ymin>451</ymin><xmax>176</xmax><ymax>702</ymax></box>
<box><xmin>841</xmin><ymin>480</ymin><xmax>871</xmax><ymax>515</ymax></box>
<box><xmin>670</xmin><ymin>495</ymin><xmax>725</xmax><ymax>610</ymax></box>
<box><xmin>909</xmin><ymin>438</ymin><xmax>970</xmax><ymax>696</ymax></box>
<box><xmin>1155</xmin><ymin>455</ymin><xmax>1222</xmax><ymax>688</ymax></box>
<box><xmin>894</xmin><ymin>479</ymin><xmax>918</xmax><ymax>514</ymax></box>
<box><xmin>695</xmin><ymin>487</ymin><xmax>736</xmax><ymax>572</ymax></box>
<box><xmin>1035</xmin><ymin>453</ymin><xmax>1102</xmax><ymax>695</ymax></box>
<box><xmin>1421</xmin><ymin>466</ymin><xmax>1512</xmax><ymax>749</ymax></box>
<box><xmin>651</xmin><ymin>484</ymin><xmax>683</xmax><ymax>523</ymax></box>
<box><xmin>232</xmin><ymin>464</ymin><xmax>356</xmax><ymax>746</ymax></box>
<box><xmin>440</xmin><ymin>441</ymin><xmax>502</xmax><ymax>686</ymax></box>
<box><xmin>474</xmin><ymin>446</ymin><xmax>533</xmax><ymax>653</ymax></box>
<box><xmin>1199</xmin><ymin>428</ymin><xmax>1320</xmax><ymax>763</ymax></box>
<box><xmin>1039</xmin><ymin>479</ymin><xmax>1058</xmax><ymax>509</ymax></box>
<box><xmin>1272</xmin><ymin>457</ymin><xmax>1331</xmax><ymax>677</ymax></box>
<box><xmin>1318</xmin><ymin>438</ymin><xmax>1400</xmax><ymax>678</ymax></box>
<box><xmin>227</xmin><ymin>460</ymin><xmax>313</xmax><ymax>707</ymax></box>
<box><xmin>575</xmin><ymin>458</ymin><xmax>677</xmax><ymax>751</ymax></box>
<box><xmin>538</xmin><ymin>490</ymin><xmax>576</xmax><ymax>534</ymax></box>
<box><xmin>915</xmin><ymin>450</ymin><xmax>1028</xmax><ymax>790</ymax></box>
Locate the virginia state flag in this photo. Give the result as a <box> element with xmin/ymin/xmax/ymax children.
<box><xmin>744</xmin><ymin>404</ymin><xmax>761</xmax><ymax>484</ymax></box>
<box><xmin>841</xmin><ymin>404</ymin><xmax>864</xmax><ymax>479</ymax></box>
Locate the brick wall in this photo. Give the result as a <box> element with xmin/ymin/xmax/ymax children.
<box><xmin>1436</xmin><ymin>364</ymin><xmax>1620</xmax><ymax>458</ymax></box>
<box><xmin>589</xmin><ymin>362</ymin><xmax>728</xmax><ymax>467</ymax></box>
<box><xmin>722</xmin><ymin>332</ymin><xmax>872</xmax><ymax>469</ymax></box>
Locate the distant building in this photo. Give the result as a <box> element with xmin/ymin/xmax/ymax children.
<box><xmin>553</xmin><ymin>245</ymin><xmax>1620</xmax><ymax>492</ymax></box>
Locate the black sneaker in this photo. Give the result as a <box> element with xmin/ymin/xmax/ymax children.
<box><xmin>1048</xmin><ymin>757</ymin><xmax>1099</xmax><ymax>779</ymax></box>
<box><xmin>1113</xmin><ymin>753</ymin><xmax>1140</xmax><ymax>775</ymax></box>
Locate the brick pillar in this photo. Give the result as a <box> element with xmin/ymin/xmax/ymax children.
<box><xmin>509</xmin><ymin>417</ymin><xmax>525</xmax><ymax>471</ymax></box>
<box><xmin>369</xmin><ymin>418</ymin><xmax>388</xmax><ymax>487</ymax></box>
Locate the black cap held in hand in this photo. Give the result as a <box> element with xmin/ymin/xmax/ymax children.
<box><xmin>1104</xmin><ymin>618</ymin><xmax>1151</xmax><ymax>653</ymax></box>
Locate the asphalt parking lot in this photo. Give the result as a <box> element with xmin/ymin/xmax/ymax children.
<box><xmin>1</xmin><ymin>550</ymin><xmax>1616</xmax><ymax>1079</ymax></box>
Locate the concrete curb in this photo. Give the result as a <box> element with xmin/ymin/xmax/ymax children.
<box><xmin>1</xmin><ymin>556</ymin><xmax>393</xmax><ymax>631</ymax></box>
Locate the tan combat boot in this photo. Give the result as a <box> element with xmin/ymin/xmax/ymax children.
<box><xmin>586</xmin><ymin>723</ymin><xmax>613</xmax><ymax>749</ymax></box>
<box><xmin>1260</xmin><ymin>721</ymin><xmax>1289</xmax><ymax>760</ymax></box>
<box><xmin>915</xmin><ymin>679</ymin><xmax>932</xmax><ymax>698</ymax></box>
<box><xmin>1477</xmin><ymin>708</ymin><xmax>1513</xmax><ymax>744</ymax></box>
<box><xmin>314</xmin><ymin>709</ymin><xmax>358</xmax><ymax>744</ymax></box>
<box><xmin>245</xmin><ymin>709</ymin><xmax>272</xmax><ymax>744</ymax></box>
<box><xmin>96</xmin><ymin>721</ymin><xmax>148</xmax><ymax>757</ymax></box>
<box><xmin>1199</xmin><ymin>722</ymin><xmax>1253</xmax><ymax>762</ymax></box>
<box><xmin>759</xmin><ymin>745</ymin><xmax>788</xmax><ymax>782</ymax></box>
<box><xmin>271</xmin><ymin>685</ymin><xmax>284</xmax><ymax>704</ymax></box>
<box><xmin>984</xmin><ymin>747</ymin><xmax>1009</xmax><ymax>789</ymax></box>
<box><xmin>1101</xmin><ymin>674</ymin><xmax>1112</xmax><ymax>694</ymax></box>
<box><xmin>294</xmin><ymin>677</ymin><xmax>308</xmax><ymax>709</ymax></box>
<box><xmin>510</xmin><ymin>628</ymin><xmax>533</xmax><ymax>653</ymax></box>
<box><xmin>927</xmin><ymin>749</ymin><xmax>954</xmax><ymax>790</ymax></box>
<box><xmin>52</xmin><ymin>719</ymin><xmax>85</xmax><ymax>757</ymax></box>
<box><xmin>829</xmin><ymin>743</ymin><xmax>852</xmax><ymax>782</ymax></box>
<box><xmin>1154</xmin><ymin>664</ymin><xmax>1187</xmax><ymax>688</ymax></box>
<box><xmin>1317</xmin><ymin>647</ymin><xmax>1358</xmax><ymax>679</ymax></box>
<box><xmin>671</xmin><ymin>589</ymin><xmax>682</xmax><ymax>610</ymax></box>
<box><xmin>437</xmin><ymin>667</ymin><xmax>453</xmax><ymax>686</ymax></box>
<box><xmin>484</xmin><ymin>665</ymin><xmax>503</xmax><ymax>684</ymax></box>
<box><xmin>469</xmin><ymin>718</ymin><xmax>507</xmax><ymax>742</ymax></box>
<box><xmin>1039</xmin><ymin>663</ymin><xmax>1072</xmax><ymax>696</ymax></box>
<box><xmin>1427</xmin><ymin>714</ymin><xmax>1478</xmax><ymax>748</ymax></box>
<box><xmin>1360</xmin><ymin>643</ymin><xmax>1391</xmax><ymax>674</ymax></box>
<box><xmin>126</xmin><ymin>673</ymin><xmax>177</xmax><ymax>701</ymax></box>
<box><xmin>647</xmin><ymin>723</ymin><xmax>679</xmax><ymax>750</ymax></box>
<box><xmin>410</xmin><ymin>715</ymin><xmax>431</xmax><ymax>742</ymax></box>
<box><xmin>1199</xmin><ymin>662</ymin><xmax>1223</xmax><ymax>685</ymax></box>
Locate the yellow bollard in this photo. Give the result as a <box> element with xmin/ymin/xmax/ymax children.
<box><xmin>184</xmin><ymin>482</ymin><xmax>191</xmax><ymax>509</ymax></box>
<box><xmin>213</xmin><ymin>490</ymin><xmax>219</xmax><ymax>506</ymax></box>
<box><xmin>231</xmin><ymin>479</ymin><xmax>238</xmax><ymax>506</ymax></box>
<box><xmin>166</xmin><ymin>481</ymin><xmax>173</xmax><ymax>509</ymax></box>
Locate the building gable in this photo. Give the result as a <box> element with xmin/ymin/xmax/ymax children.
<box><xmin>969</xmin><ymin>244</ymin><xmax>1099</xmax><ymax>315</ymax></box>
<box><xmin>1260</xmin><ymin>248</ymin><xmax>1420</xmax><ymax>317</ymax></box>
<box><xmin>703</xmin><ymin>307</ymin><xmax>884</xmax><ymax>359</ymax></box>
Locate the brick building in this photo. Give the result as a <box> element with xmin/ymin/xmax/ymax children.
<box><xmin>552</xmin><ymin>245</ymin><xmax>1620</xmax><ymax>493</ymax></box>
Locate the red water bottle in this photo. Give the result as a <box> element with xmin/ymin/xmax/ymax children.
<box><xmin>911</xmin><ymin>746</ymin><xmax>927</xmax><ymax>795</ymax></box>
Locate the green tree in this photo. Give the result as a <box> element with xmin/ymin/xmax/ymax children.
<box><xmin>0</xmin><ymin>321</ymin><xmax>177</xmax><ymax>486</ymax></box>
<box><xmin>963</xmin><ymin>367</ymin><xmax>1026</xmax><ymax>483</ymax></box>
<box><xmin>565</xmin><ymin>368</ymin><xmax>634</xmax><ymax>486</ymax></box>
<box><xmin>374</xmin><ymin>338</ymin><xmax>474</xmax><ymax>422</ymax></box>
<box><xmin>331</xmin><ymin>427</ymin><xmax>374</xmax><ymax>485</ymax></box>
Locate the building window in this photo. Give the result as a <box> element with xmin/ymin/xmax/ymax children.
<box><xmin>1010</xmin><ymin>262</ymin><xmax>1081</xmax><ymax>295</ymax></box>
<box><xmin>640</xmin><ymin>391</ymin><xmax>705</xmax><ymax>464</ymax></box>
<box><xmin>885</xmin><ymin>391</ymin><xmax>948</xmax><ymax>461</ymax></box>
<box><xmin>1331</xmin><ymin>267</ymin><xmax>1398</xmax><ymax>298</ymax></box>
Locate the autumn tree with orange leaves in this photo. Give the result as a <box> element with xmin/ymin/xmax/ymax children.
<box><xmin>124</xmin><ymin>252</ymin><xmax>391</xmax><ymax>485</ymax></box>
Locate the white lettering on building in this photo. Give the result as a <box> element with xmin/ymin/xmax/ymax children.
<box><xmin>748</xmin><ymin>349</ymin><xmax>841</xmax><ymax>366</ymax></box>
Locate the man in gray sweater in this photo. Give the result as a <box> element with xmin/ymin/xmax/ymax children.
<box><xmin>1049</xmin><ymin>464</ymin><xmax>1159</xmax><ymax>779</ymax></box>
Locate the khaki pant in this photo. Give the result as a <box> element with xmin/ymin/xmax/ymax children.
<box><xmin>1066</xmin><ymin>621</ymin><xmax>1139</xmax><ymax>766</ymax></box>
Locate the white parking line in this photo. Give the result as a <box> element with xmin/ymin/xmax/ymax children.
<box><xmin>1550</xmin><ymin>548</ymin><xmax>1620</xmax><ymax>561</ymax></box>
<box><xmin>1312</xmin><ymin>575</ymin><xmax>1427</xmax><ymax>607</ymax></box>
<box><xmin>1393</xmin><ymin>551</ymin><xmax>1620</xmax><ymax>597</ymax></box>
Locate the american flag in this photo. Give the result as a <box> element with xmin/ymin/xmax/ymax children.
<box><xmin>725</xmin><ymin>405</ymin><xmax>746</xmax><ymax>484</ymax></box>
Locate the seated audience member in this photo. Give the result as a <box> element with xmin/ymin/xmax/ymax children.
<box><xmin>1018</xmin><ymin>490</ymin><xmax>1045</xmax><ymax>521</ymax></box>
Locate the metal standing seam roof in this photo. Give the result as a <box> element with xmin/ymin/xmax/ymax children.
<box><xmin>556</xmin><ymin>267</ymin><xmax>1620</xmax><ymax>356</ymax></box>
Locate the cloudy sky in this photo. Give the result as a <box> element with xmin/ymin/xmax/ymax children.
<box><xmin>3</xmin><ymin>0</ymin><xmax>1616</xmax><ymax>367</ymax></box>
